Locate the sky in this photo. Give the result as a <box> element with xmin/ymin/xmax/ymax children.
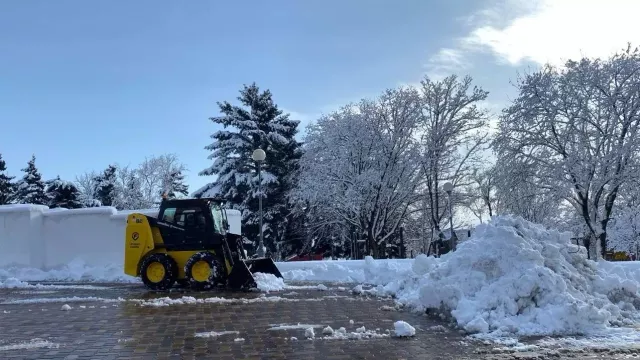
<box><xmin>2</xmin><ymin>0</ymin><xmax>640</xmax><ymax>194</ymax></box>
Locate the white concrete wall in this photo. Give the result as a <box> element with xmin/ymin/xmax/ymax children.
<box><xmin>0</xmin><ymin>204</ymin><xmax>241</xmax><ymax>270</ymax></box>
<box><xmin>225</xmin><ymin>209</ymin><xmax>241</xmax><ymax>235</ymax></box>
<box><xmin>0</xmin><ymin>204</ymin><xmax>48</xmax><ymax>267</ymax></box>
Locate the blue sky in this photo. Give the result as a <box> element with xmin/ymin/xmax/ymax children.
<box><xmin>1</xmin><ymin>0</ymin><xmax>638</xmax><ymax>193</ymax></box>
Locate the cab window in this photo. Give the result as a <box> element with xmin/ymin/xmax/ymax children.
<box><xmin>162</xmin><ymin>206</ymin><xmax>207</xmax><ymax>231</ymax></box>
<box><xmin>177</xmin><ymin>208</ymin><xmax>207</xmax><ymax>231</ymax></box>
<box><xmin>162</xmin><ymin>208</ymin><xmax>176</xmax><ymax>223</ymax></box>
<box><xmin>210</xmin><ymin>204</ymin><xmax>226</xmax><ymax>235</ymax></box>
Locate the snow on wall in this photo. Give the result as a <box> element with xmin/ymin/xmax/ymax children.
<box><xmin>0</xmin><ymin>204</ymin><xmax>240</xmax><ymax>270</ymax></box>
<box><xmin>0</xmin><ymin>205</ymin><xmax>48</xmax><ymax>268</ymax></box>
<box><xmin>225</xmin><ymin>209</ymin><xmax>241</xmax><ymax>235</ymax></box>
<box><xmin>42</xmin><ymin>207</ymin><xmax>124</xmax><ymax>268</ymax></box>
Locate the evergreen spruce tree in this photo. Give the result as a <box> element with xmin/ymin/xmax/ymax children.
<box><xmin>15</xmin><ymin>155</ymin><xmax>48</xmax><ymax>205</ymax></box>
<box><xmin>194</xmin><ymin>83</ymin><xmax>302</xmax><ymax>256</ymax></box>
<box><xmin>165</xmin><ymin>170</ymin><xmax>189</xmax><ymax>199</ymax></box>
<box><xmin>0</xmin><ymin>153</ymin><xmax>16</xmax><ymax>205</ymax></box>
<box><xmin>93</xmin><ymin>165</ymin><xmax>117</xmax><ymax>207</ymax></box>
<box><xmin>46</xmin><ymin>176</ymin><xmax>83</xmax><ymax>209</ymax></box>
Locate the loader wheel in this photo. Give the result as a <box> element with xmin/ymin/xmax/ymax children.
<box><xmin>140</xmin><ymin>253</ymin><xmax>177</xmax><ymax>291</ymax></box>
<box><xmin>184</xmin><ymin>252</ymin><xmax>226</xmax><ymax>290</ymax></box>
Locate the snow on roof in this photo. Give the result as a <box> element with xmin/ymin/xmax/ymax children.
<box><xmin>110</xmin><ymin>208</ymin><xmax>159</xmax><ymax>220</ymax></box>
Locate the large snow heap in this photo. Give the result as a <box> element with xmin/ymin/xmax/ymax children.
<box><xmin>362</xmin><ymin>216</ymin><xmax>640</xmax><ymax>337</ymax></box>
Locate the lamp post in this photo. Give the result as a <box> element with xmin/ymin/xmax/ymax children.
<box><xmin>252</xmin><ymin>148</ymin><xmax>266</xmax><ymax>258</ymax></box>
<box><xmin>443</xmin><ymin>182</ymin><xmax>457</xmax><ymax>251</ymax></box>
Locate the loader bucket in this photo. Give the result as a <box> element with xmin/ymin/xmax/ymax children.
<box><xmin>226</xmin><ymin>257</ymin><xmax>283</xmax><ymax>290</ymax></box>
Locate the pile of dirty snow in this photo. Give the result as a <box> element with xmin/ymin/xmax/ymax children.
<box><xmin>358</xmin><ymin>216</ymin><xmax>640</xmax><ymax>339</ymax></box>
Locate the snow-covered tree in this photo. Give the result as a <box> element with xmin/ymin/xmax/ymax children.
<box><xmin>462</xmin><ymin>166</ymin><xmax>497</xmax><ymax>224</ymax></box>
<box><xmin>113</xmin><ymin>165</ymin><xmax>147</xmax><ymax>210</ymax></box>
<box><xmin>93</xmin><ymin>165</ymin><xmax>117</xmax><ymax>207</ymax></box>
<box><xmin>608</xmin><ymin>206</ymin><xmax>640</xmax><ymax>256</ymax></box>
<box><xmin>137</xmin><ymin>154</ymin><xmax>188</xmax><ymax>205</ymax></box>
<box><xmin>15</xmin><ymin>155</ymin><xmax>48</xmax><ymax>205</ymax></box>
<box><xmin>46</xmin><ymin>176</ymin><xmax>83</xmax><ymax>209</ymax></box>
<box><xmin>194</xmin><ymin>83</ymin><xmax>302</xmax><ymax>256</ymax></box>
<box><xmin>75</xmin><ymin>171</ymin><xmax>102</xmax><ymax>207</ymax></box>
<box><xmin>75</xmin><ymin>154</ymin><xmax>188</xmax><ymax>210</ymax></box>
<box><xmin>293</xmin><ymin>87</ymin><xmax>423</xmax><ymax>258</ymax></box>
<box><xmin>494</xmin><ymin>45</ymin><xmax>640</xmax><ymax>259</ymax></box>
<box><xmin>415</xmin><ymin>75</ymin><xmax>491</xmax><ymax>248</ymax></box>
<box><xmin>0</xmin><ymin>153</ymin><xmax>16</xmax><ymax>205</ymax></box>
<box><xmin>164</xmin><ymin>170</ymin><xmax>189</xmax><ymax>199</ymax></box>
<box><xmin>491</xmin><ymin>159</ymin><xmax>564</xmax><ymax>226</ymax></box>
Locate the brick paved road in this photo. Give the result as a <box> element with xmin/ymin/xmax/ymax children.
<box><xmin>0</xmin><ymin>281</ymin><xmax>636</xmax><ymax>359</ymax></box>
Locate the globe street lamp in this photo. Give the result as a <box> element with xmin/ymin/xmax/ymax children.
<box><xmin>443</xmin><ymin>182</ymin><xmax>457</xmax><ymax>251</ymax></box>
<box><xmin>252</xmin><ymin>148</ymin><xmax>266</xmax><ymax>257</ymax></box>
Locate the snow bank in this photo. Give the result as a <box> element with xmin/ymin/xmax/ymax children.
<box><xmin>277</xmin><ymin>258</ymin><xmax>412</xmax><ymax>283</ymax></box>
<box><xmin>355</xmin><ymin>216</ymin><xmax>640</xmax><ymax>339</ymax></box>
<box><xmin>0</xmin><ymin>277</ymin><xmax>30</xmax><ymax>288</ymax></box>
<box><xmin>0</xmin><ymin>258</ymin><xmax>138</xmax><ymax>283</ymax></box>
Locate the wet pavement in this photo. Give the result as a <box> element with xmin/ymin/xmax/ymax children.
<box><xmin>0</xmin><ymin>281</ymin><xmax>637</xmax><ymax>359</ymax></box>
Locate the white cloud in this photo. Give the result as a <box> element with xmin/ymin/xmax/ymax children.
<box><xmin>428</xmin><ymin>0</ymin><xmax>640</xmax><ymax>75</ymax></box>
<box><xmin>425</xmin><ymin>48</ymin><xmax>470</xmax><ymax>80</ymax></box>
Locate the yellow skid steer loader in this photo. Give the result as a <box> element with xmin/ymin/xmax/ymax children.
<box><xmin>123</xmin><ymin>197</ymin><xmax>283</xmax><ymax>291</ymax></box>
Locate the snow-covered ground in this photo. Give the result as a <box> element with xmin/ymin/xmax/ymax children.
<box><xmin>3</xmin><ymin>215</ymin><xmax>640</xmax><ymax>350</ymax></box>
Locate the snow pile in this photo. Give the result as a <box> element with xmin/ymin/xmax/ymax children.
<box><xmin>598</xmin><ymin>260</ymin><xmax>640</xmax><ymax>285</ymax></box>
<box><xmin>0</xmin><ymin>258</ymin><xmax>138</xmax><ymax>283</ymax></box>
<box><xmin>305</xmin><ymin>327</ymin><xmax>315</xmax><ymax>339</ymax></box>
<box><xmin>278</xmin><ymin>258</ymin><xmax>412</xmax><ymax>283</ymax></box>
<box><xmin>360</xmin><ymin>216</ymin><xmax>640</xmax><ymax>338</ymax></box>
<box><xmin>254</xmin><ymin>272</ymin><xmax>286</xmax><ymax>292</ymax></box>
<box><xmin>253</xmin><ymin>272</ymin><xmax>333</xmax><ymax>293</ymax></box>
<box><xmin>393</xmin><ymin>321</ymin><xmax>416</xmax><ymax>337</ymax></box>
<box><xmin>320</xmin><ymin>326</ymin><xmax>390</xmax><ymax>340</ymax></box>
<box><xmin>0</xmin><ymin>277</ymin><xmax>30</xmax><ymax>288</ymax></box>
<box><xmin>322</xmin><ymin>326</ymin><xmax>334</xmax><ymax>335</ymax></box>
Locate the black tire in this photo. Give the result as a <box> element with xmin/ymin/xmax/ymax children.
<box><xmin>139</xmin><ymin>253</ymin><xmax>178</xmax><ymax>291</ymax></box>
<box><xmin>184</xmin><ymin>251</ymin><xmax>226</xmax><ymax>290</ymax></box>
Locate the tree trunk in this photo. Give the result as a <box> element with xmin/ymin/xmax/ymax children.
<box><xmin>599</xmin><ymin>231</ymin><xmax>607</xmax><ymax>260</ymax></box>
<box><xmin>367</xmin><ymin>229</ymin><xmax>378</xmax><ymax>258</ymax></box>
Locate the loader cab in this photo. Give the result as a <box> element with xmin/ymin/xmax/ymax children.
<box><xmin>155</xmin><ymin>198</ymin><xmax>228</xmax><ymax>251</ymax></box>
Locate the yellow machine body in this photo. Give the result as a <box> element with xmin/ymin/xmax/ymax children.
<box><xmin>124</xmin><ymin>213</ymin><xmax>232</xmax><ymax>280</ymax></box>
<box><xmin>123</xmin><ymin>197</ymin><xmax>283</xmax><ymax>291</ymax></box>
